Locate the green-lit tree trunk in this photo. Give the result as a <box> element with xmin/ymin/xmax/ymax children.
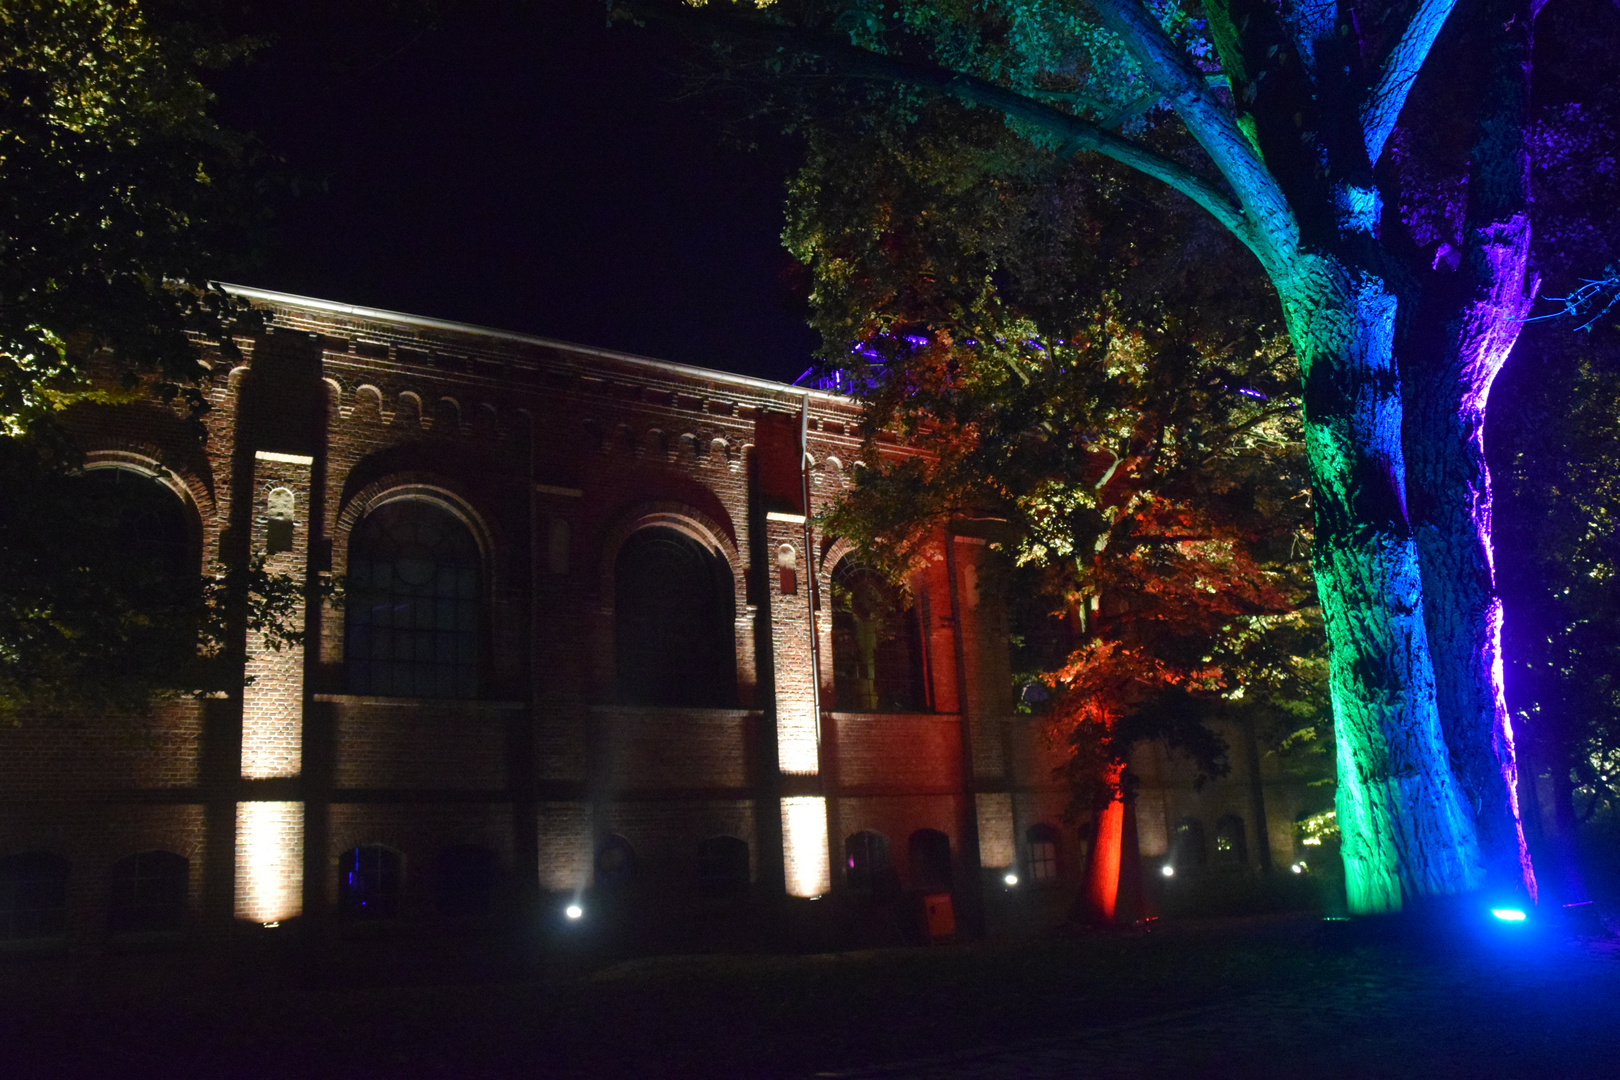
<box><xmin>1279</xmin><ymin>252</ymin><xmax>1484</xmax><ymax>912</ymax></box>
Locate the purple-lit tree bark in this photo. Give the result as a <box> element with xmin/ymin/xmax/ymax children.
<box><xmin>639</xmin><ymin>0</ymin><xmax>1566</xmax><ymax>910</ymax></box>
<box><xmin>1401</xmin><ymin>0</ymin><xmax>1539</xmax><ymax>901</ymax></box>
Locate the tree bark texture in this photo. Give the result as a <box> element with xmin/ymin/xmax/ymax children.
<box><xmin>1282</xmin><ymin>253</ymin><xmax>1484</xmax><ymax>912</ymax></box>
<box><xmin>1402</xmin><ymin>0</ymin><xmax>1538</xmax><ymax>902</ymax></box>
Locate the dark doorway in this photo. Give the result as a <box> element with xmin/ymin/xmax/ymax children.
<box><xmin>844</xmin><ymin>830</ymin><xmax>895</xmax><ymax>895</ymax></box>
<box><xmin>0</xmin><ymin>852</ymin><xmax>70</xmax><ymax>940</ymax></box>
<box><xmin>339</xmin><ymin>845</ymin><xmax>403</xmax><ymax>918</ymax></box>
<box><xmin>433</xmin><ymin>844</ymin><xmax>499</xmax><ymax>917</ymax></box>
<box><xmin>1214</xmin><ymin>814</ymin><xmax>1248</xmax><ymax>869</ymax></box>
<box><xmin>696</xmin><ymin>836</ymin><xmax>750</xmax><ymax>895</ymax></box>
<box><xmin>908</xmin><ymin>829</ymin><xmax>953</xmax><ymax>894</ymax></box>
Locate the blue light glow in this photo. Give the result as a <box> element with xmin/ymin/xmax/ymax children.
<box><xmin>1490</xmin><ymin>907</ymin><xmax>1527</xmax><ymax>922</ymax></box>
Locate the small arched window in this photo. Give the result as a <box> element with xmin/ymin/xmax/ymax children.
<box><xmin>1170</xmin><ymin>818</ymin><xmax>1207</xmax><ymax>872</ymax></box>
<box><xmin>345</xmin><ymin>498</ymin><xmax>480</xmax><ymax>699</ymax></box>
<box><xmin>614</xmin><ymin>527</ymin><xmax>737</xmax><ymax>707</ymax></box>
<box><xmin>595</xmin><ymin>835</ymin><xmax>637</xmax><ymax>891</ymax></box>
<box><xmin>1026</xmin><ymin>824</ymin><xmax>1060</xmax><ymax>885</ymax></box>
<box><xmin>696</xmin><ymin>836</ymin><xmax>750</xmax><ymax>896</ymax></box>
<box><xmin>844</xmin><ymin>831</ymin><xmax>894</xmax><ymax>895</ymax></box>
<box><xmin>831</xmin><ymin>561</ymin><xmax>925</xmax><ymax>712</ymax></box>
<box><xmin>1215</xmin><ymin>814</ymin><xmax>1248</xmax><ymax>868</ymax></box>
<box><xmin>339</xmin><ymin>845</ymin><xmax>403</xmax><ymax>919</ymax></box>
<box><xmin>0</xmin><ymin>852</ymin><xmax>70</xmax><ymax>940</ymax></box>
<box><xmin>908</xmin><ymin>829</ymin><xmax>953</xmax><ymax>894</ymax></box>
<box><xmin>433</xmin><ymin>844</ymin><xmax>499</xmax><ymax>918</ymax></box>
<box><xmin>109</xmin><ymin>851</ymin><xmax>188</xmax><ymax>933</ymax></box>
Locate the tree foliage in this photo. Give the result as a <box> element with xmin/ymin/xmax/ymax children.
<box><xmin>0</xmin><ymin>1</ymin><xmax>305</xmax><ymax>717</ymax></box>
<box><xmin>0</xmin><ymin>0</ymin><xmax>258</xmax><ymax>427</ymax></box>
<box><xmin>793</xmin><ymin>99</ymin><xmax>1329</xmax><ymax>813</ymax></box>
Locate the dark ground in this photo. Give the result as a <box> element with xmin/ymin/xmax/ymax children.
<box><xmin>4</xmin><ymin>908</ymin><xmax>1620</xmax><ymax>1080</ymax></box>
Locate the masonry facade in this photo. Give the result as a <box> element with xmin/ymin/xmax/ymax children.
<box><xmin>0</xmin><ymin>287</ymin><xmax>1312</xmax><ymax>947</ymax></box>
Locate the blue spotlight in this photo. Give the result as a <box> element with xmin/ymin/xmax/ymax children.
<box><xmin>1490</xmin><ymin>907</ymin><xmax>1527</xmax><ymax>922</ymax></box>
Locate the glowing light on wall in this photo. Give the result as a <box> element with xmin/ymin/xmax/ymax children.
<box><xmin>975</xmin><ymin>792</ymin><xmax>1016</xmax><ymax>868</ymax></box>
<box><xmin>778</xmin><ymin>707</ymin><xmax>820</xmax><ymax>775</ymax></box>
<box><xmin>781</xmin><ymin>796</ymin><xmax>830</xmax><ymax>897</ymax></box>
<box><xmin>1491</xmin><ymin>907</ymin><xmax>1527</xmax><ymax>922</ymax></box>
<box><xmin>235</xmin><ymin>801</ymin><xmax>303</xmax><ymax>923</ymax></box>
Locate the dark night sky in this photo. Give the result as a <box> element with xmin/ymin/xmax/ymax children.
<box><xmin>211</xmin><ymin>2</ymin><xmax>818</xmax><ymax>386</ymax></box>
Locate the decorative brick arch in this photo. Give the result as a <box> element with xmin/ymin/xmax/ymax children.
<box><xmin>334</xmin><ymin>475</ymin><xmax>498</xmax><ymax>576</ymax></box>
<box><xmin>593</xmin><ymin>501</ymin><xmax>742</xmax><ymax>610</ymax></box>
<box><xmin>80</xmin><ymin>449</ymin><xmax>211</xmax><ymax>568</ymax></box>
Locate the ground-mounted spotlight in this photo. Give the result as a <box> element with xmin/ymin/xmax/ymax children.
<box><xmin>565</xmin><ymin>903</ymin><xmax>584</xmax><ymax>920</ymax></box>
<box><xmin>1490</xmin><ymin>907</ymin><xmax>1527</xmax><ymax>922</ymax></box>
<box><xmin>1290</xmin><ymin>862</ymin><xmax>1306</xmax><ymax>874</ymax></box>
<box><xmin>1003</xmin><ymin>872</ymin><xmax>1019</xmax><ymax>887</ymax></box>
<box><xmin>1161</xmin><ymin>865</ymin><xmax>1174</xmax><ymax>877</ymax></box>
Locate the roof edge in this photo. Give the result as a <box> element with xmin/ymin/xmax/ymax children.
<box><xmin>219</xmin><ymin>283</ymin><xmax>851</xmax><ymax>406</ymax></box>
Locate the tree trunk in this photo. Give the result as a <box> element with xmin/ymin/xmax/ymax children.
<box><xmin>1401</xmin><ymin>0</ymin><xmax>1538</xmax><ymax>903</ymax></box>
<box><xmin>1280</xmin><ymin>253</ymin><xmax>1483</xmax><ymax>913</ymax></box>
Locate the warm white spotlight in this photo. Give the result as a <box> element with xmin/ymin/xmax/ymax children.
<box><xmin>1161</xmin><ymin>865</ymin><xmax>1175</xmax><ymax>877</ymax></box>
<box><xmin>565</xmin><ymin>903</ymin><xmax>584</xmax><ymax>920</ymax></box>
<box><xmin>1003</xmin><ymin>873</ymin><xmax>1019</xmax><ymax>886</ymax></box>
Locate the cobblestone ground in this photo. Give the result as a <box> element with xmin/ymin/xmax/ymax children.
<box><xmin>811</xmin><ymin>937</ymin><xmax>1620</xmax><ymax>1080</ymax></box>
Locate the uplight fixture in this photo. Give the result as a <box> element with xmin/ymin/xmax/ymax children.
<box><xmin>565</xmin><ymin>903</ymin><xmax>584</xmax><ymax>920</ymax></box>
<box><xmin>1490</xmin><ymin>907</ymin><xmax>1527</xmax><ymax>922</ymax></box>
<box><xmin>1161</xmin><ymin>865</ymin><xmax>1174</xmax><ymax>877</ymax></box>
<box><xmin>1003</xmin><ymin>872</ymin><xmax>1019</xmax><ymax>886</ymax></box>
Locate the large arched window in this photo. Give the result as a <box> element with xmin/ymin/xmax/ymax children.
<box><xmin>345</xmin><ymin>498</ymin><xmax>481</xmax><ymax>699</ymax></box>
<box><xmin>0</xmin><ymin>852</ymin><xmax>70</xmax><ymax>941</ymax></box>
<box><xmin>82</xmin><ymin>467</ymin><xmax>198</xmax><ymax>665</ymax></box>
<box><xmin>613</xmin><ymin>526</ymin><xmax>736</xmax><ymax>707</ymax></box>
<box><xmin>831</xmin><ymin>561</ymin><xmax>925</xmax><ymax>712</ymax></box>
<box><xmin>108</xmin><ymin>851</ymin><xmax>188</xmax><ymax>933</ymax></box>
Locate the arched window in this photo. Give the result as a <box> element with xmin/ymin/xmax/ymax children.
<box><xmin>345</xmin><ymin>498</ymin><xmax>480</xmax><ymax>699</ymax></box>
<box><xmin>844</xmin><ymin>831</ymin><xmax>894</xmax><ymax>895</ymax></box>
<box><xmin>831</xmin><ymin>562</ymin><xmax>925</xmax><ymax>712</ymax></box>
<box><xmin>338</xmin><ymin>845</ymin><xmax>402</xmax><ymax>919</ymax></box>
<box><xmin>1170</xmin><ymin>818</ymin><xmax>1207</xmax><ymax>872</ymax></box>
<box><xmin>908</xmin><ymin>829</ymin><xmax>953</xmax><ymax>894</ymax></box>
<box><xmin>1215</xmin><ymin>814</ymin><xmax>1248</xmax><ymax>868</ymax></box>
<box><xmin>696</xmin><ymin>836</ymin><xmax>750</xmax><ymax>896</ymax></box>
<box><xmin>614</xmin><ymin>527</ymin><xmax>736</xmax><ymax>707</ymax></box>
<box><xmin>595</xmin><ymin>835</ymin><xmax>637</xmax><ymax>891</ymax></box>
<box><xmin>108</xmin><ymin>851</ymin><xmax>188</xmax><ymax>933</ymax></box>
<box><xmin>1026</xmin><ymin>824</ymin><xmax>1060</xmax><ymax>885</ymax></box>
<box><xmin>433</xmin><ymin>844</ymin><xmax>499</xmax><ymax>918</ymax></box>
<box><xmin>82</xmin><ymin>467</ymin><xmax>198</xmax><ymax>661</ymax></box>
<box><xmin>0</xmin><ymin>852</ymin><xmax>70</xmax><ymax>940</ymax></box>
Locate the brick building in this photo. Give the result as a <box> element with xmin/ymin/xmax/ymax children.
<box><xmin>0</xmin><ymin>287</ymin><xmax>1312</xmax><ymax>949</ymax></box>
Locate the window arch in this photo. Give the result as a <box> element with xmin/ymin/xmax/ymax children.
<box><xmin>696</xmin><ymin>836</ymin><xmax>750</xmax><ymax>896</ymax></box>
<box><xmin>108</xmin><ymin>851</ymin><xmax>188</xmax><ymax>933</ymax></box>
<box><xmin>595</xmin><ymin>835</ymin><xmax>637</xmax><ymax>891</ymax></box>
<box><xmin>844</xmin><ymin>831</ymin><xmax>895</xmax><ymax>896</ymax></box>
<box><xmin>831</xmin><ymin>561</ymin><xmax>925</xmax><ymax>712</ymax></box>
<box><xmin>1170</xmin><ymin>818</ymin><xmax>1207</xmax><ymax>872</ymax></box>
<box><xmin>0</xmin><ymin>852</ymin><xmax>70</xmax><ymax>940</ymax></box>
<box><xmin>613</xmin><ymin>526</ymin><xmax>737</xmax><ymax>707</ymax></box>
<box><xmin>908</xmin><ymin>830</ymin><xmax>953</xmax><ymax>894</ymax></box>
<box><xmin>338</xmin><ymin>845</ymin><xmax>403</xmax><ymax>919</ymax></box>
<box><xmin>1214</xmin><ymin>814</ymin><xmax>1248</xmax><ymax>868</ymax></box>
<box><xmin>1026</xmin><ymin>824</ymin><xmax>1061</xmax><ymax>885</ymax></box>
<box><xmin>345</xmin><ymin>498</ymin><xmax>481</xmax><ymax>699</ymax></box>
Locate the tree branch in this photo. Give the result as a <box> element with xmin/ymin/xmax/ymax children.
<box><xmin>622</xmin><ymin>2</ymin><xmax>1256</xmax><ymax>250</ymax></box>
<box><xmin>1361</xmin><ymin>0</ymin><xmax>1463</xmax><ymax>166</ymax></box>
<box><xmin>1084</xmin><ymin>0</ymin><xmax>1298</xmax><ymax>269</ymax></box>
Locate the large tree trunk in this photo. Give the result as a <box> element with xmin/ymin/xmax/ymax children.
<box><xmin>1401</xmin><ymin>0</ymin><xmax>1538</xmax><ymax>902</ymax></box>
<box><xmin>1280</xmin><ymin>253</ymin><xmax>1483</xmax><ymax>913</ymax></box>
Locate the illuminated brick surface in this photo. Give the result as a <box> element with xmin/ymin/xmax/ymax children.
<box><xmin>0</xmin><ymin>287</ymin><xmax>1298</xmax><ymax>943</ymax></box>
